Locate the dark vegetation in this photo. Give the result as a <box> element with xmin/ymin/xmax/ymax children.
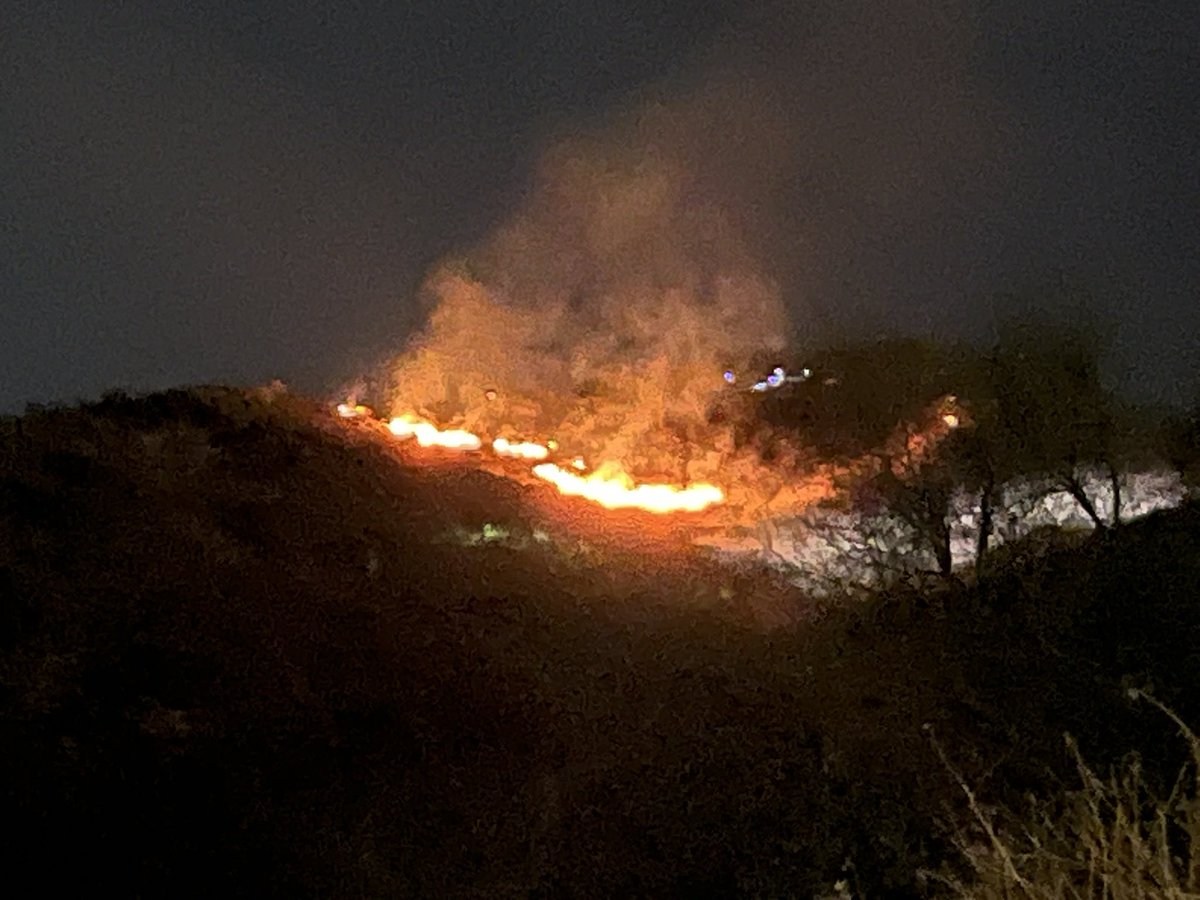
<box><xmin>750</xmin><ymin>321</ymin><xmax>1195</xmax><ymax>584</ymax></box>
<box><xmin>1</xmin><ymin>360</ymin><xmax>1198</xmax><ymax>896</ymax></box>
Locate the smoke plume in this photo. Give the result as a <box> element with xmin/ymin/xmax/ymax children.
<box><xmin>384</xmin><ymin>0</ymin><xmax>997</xmax><ymax>480</ymax></box>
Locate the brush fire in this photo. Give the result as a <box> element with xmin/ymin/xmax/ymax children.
<box><xmin>333</xmin><ymin>373</ymin><xmax>967</xmax><ymax>522</ymax></box>
<box><xmin>336</xmin><ymin>401</ymin><xmax>728</xmax><ymax>514</ymax></box>
<box><xmin>331</xmin><ymin>105</ymin><xmax>972</xmax><ymax>525</ymax></box>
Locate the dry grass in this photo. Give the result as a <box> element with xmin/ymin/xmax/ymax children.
<box><xmin>926</xmin><ymin>689</ymin><xmax>1200</xmax><ymax>899</ymax></box>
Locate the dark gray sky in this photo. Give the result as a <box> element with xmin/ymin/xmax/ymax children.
<box><xmin>3</xmin><ymin>0</ymin><xmax>1198</xmax><ymax>411</ymax></box>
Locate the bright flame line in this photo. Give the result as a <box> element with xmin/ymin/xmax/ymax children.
<box><xmin>339</xmin><ymin>403</ymin><xmax>725</xmax><ymax>513</ymax></box>
<box><xmin>492</xmin><ymin>437</ymin><xmax>550</xmax><ymax>460</ymax></box>
<box><xmin>531</xmin><ymin>463</ymin><xmax>723</xmax><ymax>514</ymax></box>
<box><xmin>387</xmin><ymin>415</ymin><xmax>482</xmax><ymax>450</ymax></box>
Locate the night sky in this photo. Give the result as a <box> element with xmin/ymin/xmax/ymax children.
<box><xmin>3</xmin><ymin>0</ymin><xmax>1198</xmax><ymax>412</ymax></box>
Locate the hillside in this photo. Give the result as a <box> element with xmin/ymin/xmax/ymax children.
<box><xmin>1</xmin><ymin>387</ymin><xmax>1198</xmax><ymax>897</ymax></box>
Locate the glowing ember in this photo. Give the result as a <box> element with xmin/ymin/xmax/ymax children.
<box><xmin>531</xmin><ymin>461</ymin><xmax>724</xmax><ymax>514</ymax></box>
<box><xmin>942</xmin><ymin>413</ymin><xmax>960</xmax><ymax>429</ymax></box>
<box><xmin>386</xmin><ymin>414</ymin><xmax>483</xmax><ymax>451</ymax></box>
<box><xmin>492</xmin><ymin>437</ymin><xmax>550</xmax><ymax>460</ymax></box>
<box><xmin>336</xmin><ymin>402</ymin><xmax>372</xmax><ymax>418</ymax></box>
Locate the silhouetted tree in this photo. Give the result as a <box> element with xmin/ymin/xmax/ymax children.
<box><xmin>871</xmin><ymin>456</ymin><xmax>958</xmax><ymax>578</ymax></box>
<box><xmin>987</xmin><ymin>319</ymin><xmax>1126</xmax><ymax>529</ymax></box>
<box><xmin>1160</xmin><ymin>397</ymin><xmax>1200</xmax><ymax>493</ymax></box>
<box><xmin>845</xmin><ymin>395</ymin><xmax>979</xmax><ymax>581</ymax></box>
<box><xmin>950</xmin><ymin>414</ymin><xmax>1004</xmax><ymax>576</ymax></box>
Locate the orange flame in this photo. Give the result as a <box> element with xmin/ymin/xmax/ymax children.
<box><xmin>531</xmin><ymin>461</ymin><xmax>723</xmax><ymax>514</ymax></box>
<box><xmin>386</xmin><ymin>414</ymin><xmax>483</xmax><ymax>451</ymax></box>
<box><xmin>492</xmin><ymin>437</ymin><xmax>550</xmax><ymax>460</ymax></box>
<box><xmin>337</xmin><ymin>377</ymin><xmax>972</xmax><ymax>527</ymax></box>
<box><xmin>340</xmin><ymin>402</ymin><xmax>726</xmax><ymax>514</ymax></box>
<box><xmin>336</xmin><ymin>402</ymin><xmax>372</xmax><ymax>418</ymax></box>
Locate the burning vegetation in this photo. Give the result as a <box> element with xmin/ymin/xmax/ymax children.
<box><xmin>314</xmin><ymin>0</ymin><xmax>1009</xmax><ymax>533</ymax></box>
<box><xmin>332</xmin><ymin>385</ymin><xmax>966</xmax><ymax>521</ymax></box>
<box><xmin>344</xmin><ymin>120</ymin><xmax>974</xmax><ymax>522</ymax></box>
<box><xmin>344</xmin><ymin>71</ymin><xmax>799</xmax><ymax>517</ymax></box>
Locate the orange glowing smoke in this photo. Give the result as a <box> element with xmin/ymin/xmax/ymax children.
<box><xmin>531</xmin><ymin>461</ymin><xmax>723</xmax><ymax>514</ymax></box>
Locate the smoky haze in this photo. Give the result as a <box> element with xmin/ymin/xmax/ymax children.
<box><xmin>384</xmin><ymin>0</ymin><xmax>1006</xmax><ymax>464</ymax></box>
<box><xmin>3</xmin><ymin>1</ymin><xmax>1197</xmax><ymax>412</ymax></box>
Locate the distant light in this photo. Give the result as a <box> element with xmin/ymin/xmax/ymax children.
<box><xmin>802</xmin><ymin>367</ymin><xmax>813</xmax><ymax>379</ymax></box>
<box><xmin>942</xmin><ymin>413</ymin><xmax>960</xmax><ymax>429</ymax></box>
<box><xmin>723</xmin><ymin>370</ymin><xmax>736</xmax><ymax>384</ymax></box>
<box><xmin>773</xmin><ymin>366</ymin><xmax>786</xmax><ymax>378</ymax></box>
<box><xmin>766</xmin><ymin>372</ymin><xmax>783</xmax><ymax>387</ymax></box>
<box><xmin>751</xmin><ymin>381</ymin><xmax>769</xmax><ymax>392</ymax></box>
<box><xmin>484</xmin><ymin>389</ymin><xmax>497</xmax><ymax>401</ymax></box>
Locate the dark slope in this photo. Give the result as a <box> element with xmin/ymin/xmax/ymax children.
<box><xmin>0</xmin><ymin>387</ymin><xmax>1197</xmax><ymax>897</ymax></box>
